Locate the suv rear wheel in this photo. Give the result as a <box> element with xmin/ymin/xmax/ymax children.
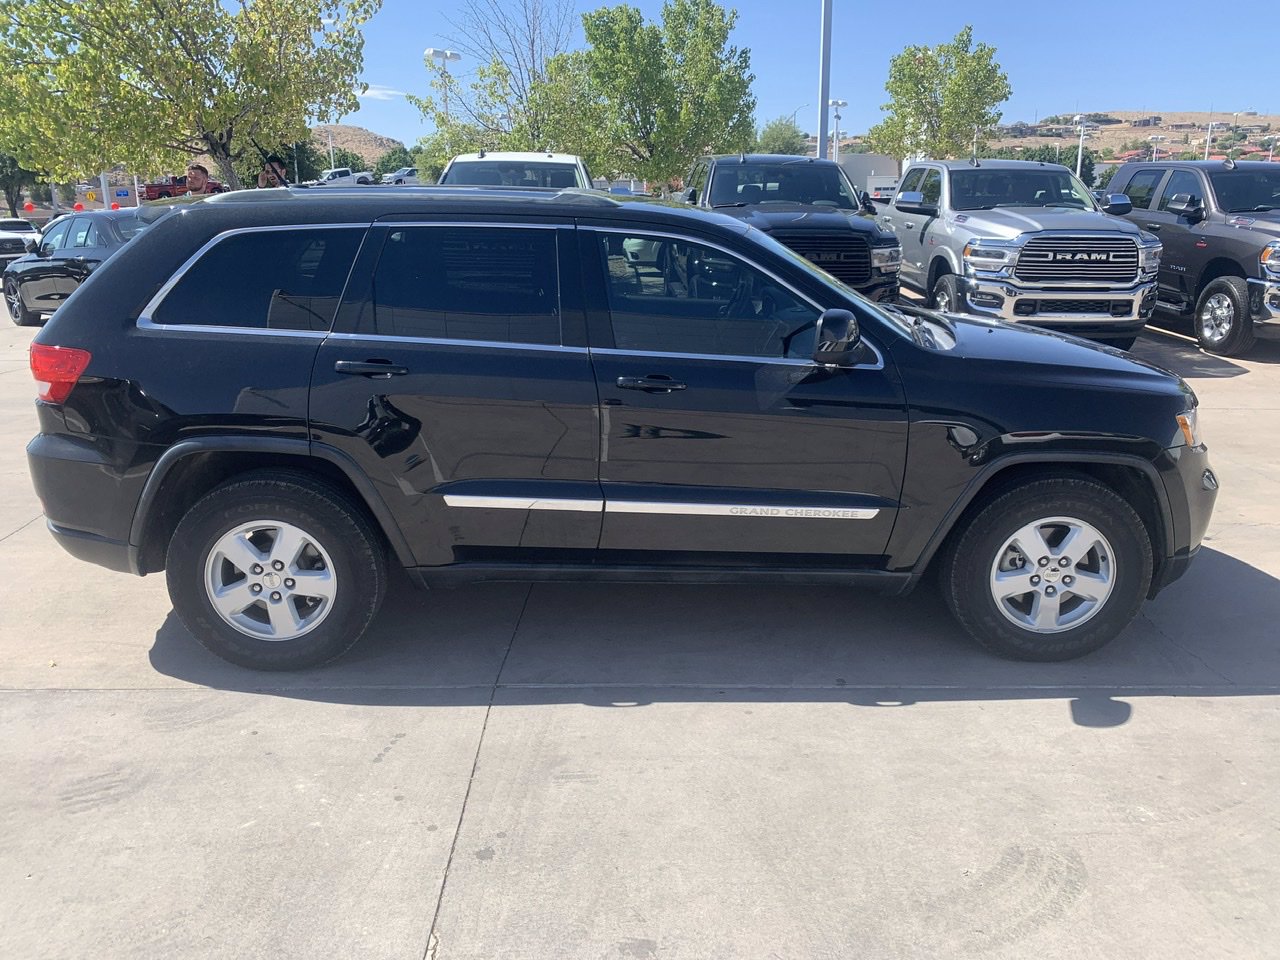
<box><xmin>1195</xmin><ymin>277</ymin><xmax>1255</xmax><ymax>356</ymax></box>
<box><xmin>940</xmin><ymin>477</ymin><xmax>1152</xmax><ymax>661</ymax></box>
<box><xmin>166</xmin><ymin>471</ymin><xmax>387</xmax><ymax>670</ymax></box>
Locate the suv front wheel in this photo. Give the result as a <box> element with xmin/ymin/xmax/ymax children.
<box><xmin>941</xmin><ymin>477</ymin><xmax>1153</xmax><ymax>661</ymax></box>
<box><xmin>166</xmin><ymin>471</ymin><xmax>387</xmax><ymax>670</ymax></box>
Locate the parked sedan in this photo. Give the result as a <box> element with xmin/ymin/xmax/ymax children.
<box><xmin>5</xmin><ymin>208</ymin><xmax>156</xmax><ymax>325</ymax></box>
<box><xmin>381</xmin><ymin>166</ymin><xmax>420</xmax><ymax>185</ymax></box>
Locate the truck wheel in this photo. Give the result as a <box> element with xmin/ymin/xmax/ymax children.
<box><xmin>1195</xmin><ymin>277</ymin><xmax>1255</xmax><ymax>356</ymax></box>
<box><xmin>5</xmin><ymin>278</ymin><xmax>37</xmax><ymax>326</ymax></box>
<box><xmin>166</xmin><ymin>471</ymin><xmax>387</xmax><ymax>670</ymax></box>
<box><xmin>157</xmin><ymin>191</ymin><xmax>171</xmax><ymax>199</ymax></box>
<box><xmin>930</xmin><ymin>273</ymin><xmax>961</xmax><ymax>313</ymax></box>
<box><xmin>940</xmin><ymin>477</ymin><xmax>1152</xmax><ymax>661</ymax></box>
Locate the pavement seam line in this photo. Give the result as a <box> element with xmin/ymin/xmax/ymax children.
<box><xmin>0</xmin><ymin>514</ymin><xmax>41</xmax><ymax>545</ymax></box>
<box><xmin>1139</xmin><ymin>609</ymin><xmax>1237</xmax><ymax>684</ymax></box>
<box><xmin>421</xmin><ymin>583</ymin><xmax>534</xmax><ymax>960</ymax></box>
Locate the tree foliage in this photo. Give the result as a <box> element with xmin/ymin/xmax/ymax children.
<box><xmin>0</xmin><ymin>0</ymin><xmax>380</xmax><ymax>189</ymax></box>
<box><xmin>375</xmin><ymin>146</ymin><xmax>415</xmax><ymax>176</ymax></box>
<box><xmin>755</xmin><ymin>116</ymin><xmax>808</xmax><ymax>155</ymax></box>
<box><xmin>984</xmin><ymin>144</ymin><xmax>1097</xmax><ymax>186</ymax></box>
<box><xmin>867</xmin><ymin>26</ymin><xmax>1010</xmax><ymax>161</ymax></box>
<box><xmin>0</xmin><ymin>150</ymin><xmax>39</xmax><ymax>217</ymax></box>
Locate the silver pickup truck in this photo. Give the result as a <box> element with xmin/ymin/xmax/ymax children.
<box><xmin>882</xmin><ymin>159</ymin><xmax>1163</xmax><ymax>348</ymax></box>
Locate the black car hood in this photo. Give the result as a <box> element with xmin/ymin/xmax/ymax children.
<box><xmin>720</xmin><ymin>205</ymin><xmax>883</xmax><ymax>237</ymax></box>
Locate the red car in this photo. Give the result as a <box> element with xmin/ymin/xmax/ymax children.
<box><xmin>140</xmin><ymin>175</ymin><xmax>226</xmax><ymax>200</ymax></box>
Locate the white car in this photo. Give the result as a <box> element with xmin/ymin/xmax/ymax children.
<box><xmin>311</xmin><ymin>167</ymin><xmax>374</xmax><ymax>187</ymax></box>
<box><xmin>381</xmin><ymin>167</ymin><xmax>420</xmax><ymax>185</ymax></box>
<box><xmin>438</xmin><ymin>151</ymin><xmax>593</xmax><ymax>189</ymax></box>
<box><xmin>0</xmin><ymin>218</ymin><xmax>38</xmax><ymax>267</ymax></box>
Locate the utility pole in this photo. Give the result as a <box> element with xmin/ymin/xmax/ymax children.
<box><xmin>816</xmin><ymin>0</ymin><xmax>832</xmax><ymax>162</ymax></box>
<box><xmin>425</xmin><ymin>48</ymin><xmax>463</xmax><ymax>121</ymax></box>
<box><xmin>1204</xmin><ymin>122</ymin><xmax>1214</xmax><ymax>161</ymax></box>
<box><xmin>1074</xmin><ymin>115</ymin><xmax>1086</xmax><ymax>178</ymax></box>
<box><xmin>830</xmin><ymin>99</ymin><xmax>848</xmax><ymax>162</ymax></box>
<box><xmin>327</xmin><ymin>129</ymin><xmax>335</xmax><ymax>169</ymax></box>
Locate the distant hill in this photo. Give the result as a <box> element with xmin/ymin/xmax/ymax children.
<box><xmin>310</xmin><ymin>124</ymin><xmax>405</xmax><ymax>166</ymax></box>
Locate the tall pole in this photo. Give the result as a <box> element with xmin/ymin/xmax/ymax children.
<box><xmin>816</xmin><ymin>0</ymin><xmax>832</xmax><ymax>161</ymax></box>
<box><xmin>133</xmin><ymin>174</ymin><xmax>140</xmax><ymax>207</ymax></box>
<box><xmin>1204</xmin><ymin>122</ymin><xmax>1214</xmax><ymax>160</ymax></box>
<box><xmin>100</xmin><ymin>171</ymin><xmax>110</xmax><ymax>209</ymax></box>
<box><xmin>425</xmin><ymin>49</ymin><xmax>463</xmax><ymax>122</ymax></box>
<box><xmin>829</xmin><ymin>99</ymin><xmax>847</xmax><ymax>163</ymax></box>
<box><xmin>327</xmin><ymin>130</ymin><xmax>335</xmax><ymax>169</ymax></box>
<box><xmin>1074</xmin><ymin>115</ymin><xmax>1085</xmax><ymax>178</ymax></box>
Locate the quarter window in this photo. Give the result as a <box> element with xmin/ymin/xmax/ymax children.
<box><xmin>68</xmin><ymin>218</ymin><xmax>93</xmax><ymax>248</ymax></box>
<box><xmin>1158</xmin><ymin>171</ymin><xmax>1203</xmax><ymax>212</ymax></box>
<box><xmin>366</xmin><ymin>226</ymin><xmax>560</xmax><ymax>344</ymax></box>
<box><xmin>150</xmin><ymin>228</ymin><xmax>363</xmax><ymax>330</ymax></box>
<box><xmin>597</xmin><ymin>232</ymin><xmax>820</xmax><ymax>359</ymax></box>
<box><xmin>1122</xmin><ymin>169</ymin><xmax>1165</xmax><ymax>210</ymax></box>
<box><xmin>79</xmin><ymin>221</ymin><xmax>108</xmax><ymax>247</ymax></box>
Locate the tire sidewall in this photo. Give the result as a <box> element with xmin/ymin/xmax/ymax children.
<box><xmin>1196</xmin><ymin>277</ymin><xmax>1254</xmax><ymax>356</ymax></box>
<box><xmin>167</xmin><ymin>483</ymin><xmax>382</xmax><ymax>670</ymax></box>
<box><xmin>7</xmin><ymin>278</ymin><xmax>32</xmax><ymax>326</ymax></box>
<box><xmin>945</xmin><ymin>483</ymin><xmax>1152</xmax><ymax>661</ymax></box>
<box><xmin>930</xmin><ymin>273</ymin><xmax>959</xmax><ymax>312</ymax></box>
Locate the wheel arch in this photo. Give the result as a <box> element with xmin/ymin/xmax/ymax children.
<box><xmin>1194</xmin><ymin>256</ymin><xmax>1247</xmax><ymax>299</ymax></box>
<box><xmin>927</xmin><ymin>250</ymin><xmax>959</xmax><ymax>291</ymax></box>
<box><xmin>908</xmin><ymin>454</ymin><xmax>1172</xmax><ymax>598</ymax></box>
<box><xmin>129</xmin><ymin>436</ymin><xmax>415</xmax><ymax>575</ymax></box>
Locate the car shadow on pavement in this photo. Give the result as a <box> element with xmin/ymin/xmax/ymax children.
<box><xmin>1138</xmin><ymin>325</ymin><xmax>1280</xmax><ymax>374</ymax></box>
<box><xmin>148</xmin><ymin>547</ymin><xmax>1280</xmax><ymax>728</ymax></box>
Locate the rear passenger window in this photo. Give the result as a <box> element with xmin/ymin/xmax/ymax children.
<box><xmin>1122</xmin><ymin>169</ymin><xmax>1165</xmax><ymax>210</ymax></box>
<box><xmin>597</xmin><ymin>232</ymin><xmax>820</xmax><ymax>359</ymax></box>
<box><xmin>150</xmin><ymin>228</ymin><xmax>363</xmax><ymax>331</ymax></box>
<box><xmin>919</xmin><ymin>170</ymin><xmax>942</xmax><ymax>205</ymax></box>
<box><xmin>366</xmin><ymin>226</ymin><xmax>560</xmax><ymax>344</ymax></box>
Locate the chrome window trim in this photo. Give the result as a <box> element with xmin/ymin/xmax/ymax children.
<box><xmin>376</xmin><ymin>221</ymin><xmax>566</xmax><ymax>230</ymax></box>
<box><xmin>443</xmin><ymin>494</ymin><xmax>880</xmax><ymax>519</ymax></box>
<box><xmin>328</xmin><ymin>331</ymin><xmax>587</xmax><ymax>353</ymax></box>
<box><xmin>588</xmin><ymin>225</ymin><xmax>885</xmax><ymax>370</ymax></box>
<box><xmin>136</xmin><ymin>223</ymin><xmax>370</xmax><ymax>333</ymax></box>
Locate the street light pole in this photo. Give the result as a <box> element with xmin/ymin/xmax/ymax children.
<box><xmin>816</xmin><ymin>0</ymin><xmax>832</xmax><ymax>162</ymax></box>
<box><xmin>829</xmin><ymin>99</ymin><xmax>848</xmax><ymax>162</ymax></box>
<box><xmin>1204</xmin><ymin>121</ymin><xmax>1214</xmax><ymax>161</ymax></box>
<box><xmin>1074</xmin><ymin>114</ymin><xmax>1085</xmax><ymax>178</ymax></box>
<box><xmin>425</xmin><ymin>48</ymin><xmax>463</xmax><ymax>121</ymax></box>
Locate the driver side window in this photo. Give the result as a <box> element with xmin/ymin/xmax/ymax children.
<box><xmin>40</xmin><ymin>219</ymin><xmax>72</xmax><ymax>252</ymax></box>
<box><xmin>597</xmin><ymin>232</ymin><xmax>820</xmax><ymax>359</ymax></box>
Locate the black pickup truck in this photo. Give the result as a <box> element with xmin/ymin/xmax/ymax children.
<box><xmin>1107</xmin><ymin>159</ymin><xmax>1280</xmax><ymax>355</ymax></box>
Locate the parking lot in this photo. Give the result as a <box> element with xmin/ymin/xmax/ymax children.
<box><xmin>2</xmin><ymin>320</ymin><xmax>1279</xmax><ymax>958</ymax></box>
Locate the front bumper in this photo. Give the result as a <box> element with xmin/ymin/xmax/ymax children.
<box><xmin>1248</xmin><ymin>277</ymin><xmax>1280</xmax><ymax>323</ymax></box>
<box><xmin>958</xmin><ymin>273</ymin><xmax>1158</xmax><ymax>333</ymax></box>
<box><xmin>1149</xmin><ymin>441</ymin><xmax>1218</xmax><ymax>597</ymax></box>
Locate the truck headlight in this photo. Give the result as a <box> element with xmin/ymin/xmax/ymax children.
<box><xmin>1262</xmin><ymin>241</ymin><xmax>1280</xmax><ymax>278</ymax></box>
<box><xmin>1176</xmin><ymin>407</ymin><xmax>1203</xmax><ymax>447</ymax></box>
<box><xmin>872</xmin><ymin>244</ymin><xmax>902</xmax><ymax>272</ymax></box>
<box><xmin>1139</xmin><ymin>239</ymin><xmax>1162</xmax><ymax>279</ymax></box>
<box><xmin>962</xmin><ymin>241</ymin><xmax>1009</xmax><ymax>263</ymax></box>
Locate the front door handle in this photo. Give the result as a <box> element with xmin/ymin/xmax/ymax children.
<box><xmin>616</xmin><ymin>375</ymin><xmax>687</xmax><ymax>393</ymax></box>
<box><xmin>334</xmin><ymin>359</ymin><xmax>408</xmax><ymax>378</ymax></box>
<box><xmin>1144</xmin><ymin>223</ymin><xmax>1162</xmax><ymax>231</ymax></box>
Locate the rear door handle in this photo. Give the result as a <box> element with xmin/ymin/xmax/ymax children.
<box><xmin>334</xmin><ymin>359</ymin><xmax>408</xmax><ymax>378</ymax></box>
<box><xmin>616</xmin><ymin>375</ymin><xmax>687</xmax><ymax>393</ymax></box>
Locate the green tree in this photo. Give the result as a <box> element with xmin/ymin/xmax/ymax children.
<box><xmin>550</xmin><ymin>0</ymin><xmax>756</xmax><ymax>183</ymax></box>
<box><xmin>867</xmin><ymin>26</ymin><xmax>1011</xmax><ymax>160</ymax></box>
<box><xmin>1096</xmin><ymin>165</ymin><xmax>1119</xmax><ymax>190</ymax></box>
<box><xmin>0</xmin><ymin>151</ymin><xmax>39</xmax><ymax>217</ymax></box>
<box><xmin>0</xmin><ymin>0</ymin><xmax>380</xmax><ymax>190</ymax></box>
<box><xmin>755</xmin><ymin>116</ymin><xmax>808</xmax><ymax>155</ymax></box>
<box><xmin>375</xmin><ymin>146</ymin><xmax>415</xmax><ymax>177</ymax></box>
<box><xmin>984</xmin><ymin>145</ymin><xmax>1096</xmax><ymax>186</ymax></box>
<box><xmin>326</xmin><ymin>148</ymin><xmax>368</xmax><ymax>172</ymax></box>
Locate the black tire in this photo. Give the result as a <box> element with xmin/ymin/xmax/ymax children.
<box><xmin>166</xmin><ymin>471</ymin><xmax>387</xmax><ymax>670</ymax></box>
<box><xmin>940</xmin><ymin>477</ymin><xmax>1153</xmax><ymax>662</ymax></box>
<box><xmin>1195</xmin><ymin>277</ymin><xmax>1255</xmax><ymax>356</ymax></box>
<box><xmin>6</xmin><ymin>277</ymin><xmax>37</xmax><ymax>326</ymax></box>
<box><xmin>929</xmin><ymin>273</ymin><xmax>961</xmax><ymax>313</ymax></box>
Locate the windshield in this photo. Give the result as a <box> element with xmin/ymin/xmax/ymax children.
<box><xmin>0</xmin><ymin>219</ymin><xmax>35</xmax><ymax>232</ymax></box>
<box><xmin>1208</xmin><ymin>170</ymin><xmax>1280</xmax><ymax>212</ymax></box>
<box><xmin>710</xmin><ymin>162</ymin><xmax>861</xmax><ymax>209</ymax></box>
<box><xmin>440</xmin><ymin>161</ymin><xmax>581</xmax><ymax>188</ymax></box>
<box><xmin>949</xmin><ymin>168</ymin><xmax>1097</xmax><ymax>211</ymax></box>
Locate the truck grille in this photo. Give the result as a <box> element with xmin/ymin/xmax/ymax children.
<box><xmin>770</xmin><ymin>233</ymin><xmax>872</xmax><ymax>286</ymax></box>
<box><xmin>0</xmin><ymin>238</ymin><xmax>24</xmax><ymax>255</ymax></box>
<box><xmin>1014</xmin><ymin>236</ymin><xmax>1138</xmax><ymax>284</ymax></box>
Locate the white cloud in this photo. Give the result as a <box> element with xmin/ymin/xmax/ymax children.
<box><xmin>357</xmin><ymin>85</ymin><xmax>407</xmax><ymax>102</ymax></box>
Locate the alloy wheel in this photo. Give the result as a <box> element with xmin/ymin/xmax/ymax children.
<box><xmin>5</xmin><ymin>281</ymin><xmax>20</xmax><ymax>322</ymax></box>
<box><xmin>1199</xmin><ymin>292</ymin><xmax>1235</xmax><ymax>345</ymax></box>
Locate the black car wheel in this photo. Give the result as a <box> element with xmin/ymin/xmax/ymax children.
<box><xmin>1195</xmin><ymin>277</ymin><xmax>1255</xmax><ymax>356</ymax></box>
<box><xmin>5</xmin><ymin>277</ymin><xmax>37</xmax><ymax>326</ymax></box>
<box><xmin>930</xmin><ymin>273</ymin><xmax>961</xmax><ymax>313</ymax></box>
<box><xmin>167</xmin><ymin>471</ymin><xmax>387</xmax><ymax>670</ymax></box>
<box><xmin>940</xmin><ymin>477</ymin><xmax>1152</xmax><ymax>661</ymax></box>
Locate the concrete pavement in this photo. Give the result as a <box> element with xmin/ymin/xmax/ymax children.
<box><xmin>2</xmin><ymin>321</ymin><xmax>1279</xmax><ymax>958</ymax></box>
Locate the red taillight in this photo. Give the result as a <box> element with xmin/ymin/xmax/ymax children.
<box><xmin>29</xmin><ymin>343</ymin><xmax>92</xmax><ymax>404</ymax></box>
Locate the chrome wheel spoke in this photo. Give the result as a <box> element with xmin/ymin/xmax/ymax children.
<box><xmin>270</xmin><ymin>525</ymin><xmax>309</xmax><ymax>570</ymax></box>
<box><xmin>1068</xmin><ymin>569</ymin><xmax>1109</xmax><ymax>602</ymax></box>
<box><xmin>1030</xmin><ymin>591</ymin><xmax>1063</xmax><ymax>630</ymax></box>
<box><xmin>221</xmin><ymin>533</ymin><xmax>267</xmax><ymax>574</ymax></box>
<box><xmin>210</xmin><ymin>581</ymin><xmax>257</xmax><ymax>619</ymax></box>
<box><xmin>1009</xmin><ymin>522</ymin><xmax>1053</xmax><ymax>562</ymax></box>
<box><xmin>1054</xmin><ymin>526</ymin><xmax>1094</xmax><ymax>566</ymax></box>
<box><xmin>290</xmin><ymin>568</ymin><xmax>336</xmax><ymax>602</ymax></box>
<box><xmin>267</xmin><ymin>597</ymin><xmax>304</xmax><ymax>637</ymax></box>
<box><xmin>993</xmin><ymin>568</ymin><xmax>1037</xmax><ymax>600</ymax></box>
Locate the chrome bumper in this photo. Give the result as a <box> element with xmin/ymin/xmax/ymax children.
<box><xmin>1248</xmin><ymin>277</ymin><xmax>1280</xmax><ymax>323</ymax></box>
<box><xmin>958</xmin><ymin>274</ymin><xmax>1158</xmax><ymax>325</ymax></box>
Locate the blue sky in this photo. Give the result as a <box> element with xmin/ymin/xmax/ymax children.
<box><xmin>342</xmin><ymin>0</ymin><xmax>1274</xmax><ymax>147</ymax></box>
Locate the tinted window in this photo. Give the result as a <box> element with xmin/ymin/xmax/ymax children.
<box><xmin>368</xmin><ymin>226</ymin><xmax>560</xmax><ymax>344</ymax></box>
<box><xmin>597</xmin><ymin>231</ymin><xmax>820</xmax><ymax>359</ymax></box>
<box><xmin>898</xmin><ymin>168</ymin><xmax>925</xmax><ymax>195</ymax></box>
<box><xmin>151</xmin><ymin>228</ymin><xmax>363</xmax><ymax>330</ymax></box>
<box><xmin>115</xmin><ymin>215</ymin><xmax>148</xmax><ymax>240</ymax></box>
<box><xmin>949</xmin><ymin>169</ymin><xmax>1093</xmax><ymax>210</ymax></box>
<box><xmin>708</xmin><ymin>162</ymin><xmax>860</xmax><ymax>209</ymax></box>
<box><xmin>441</xmin><ymin>161</ymin><xmax>580</xmax><ymax>188</ymax></box>
<box><xmin>40</xmin><ymin>219</ymin><xmax>72</xmax><ymax>251</ymax></box>
<box><xmin>688</xmin><ymin>161</ymin><xmax>709</xmax><ymax>202</ymax></box>
<box><xmin>1122</xmin><ymin>169</ymin><xmax>1165</xmax><ymax>210</ymax></box>
<box><xmin>67</xmin><ymin>218</ymin><xmax>92</xmax><ymax>248</ymax></box>
<box><xmin>79</xmin><ymin>220</ymin><xmax>109</xmax><ymax>247</ymax></box>
<box><xmin>1158</xmin><ymin>171</ymin><xmax>1204</xmax><ymax>212</ymax></box>
<box><xmin>919</xmin><ymin>170</ymin><xmax>942</xmax><ymax>205</ymax></box>
<box><xmin>0</xmin><ymin>219</ymin><xmax>35</xmax><ymax>232</ymax></box>
<box><xmin>1208</xmin><ymin>169</ymin><xmax>1280</xmax><ymax>213</ymax></box>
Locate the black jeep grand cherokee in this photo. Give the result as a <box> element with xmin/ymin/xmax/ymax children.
<box><xmin>27</xmin><ymin>187</ymin><xmax>1216</xmax><ymax>669</ymax></box>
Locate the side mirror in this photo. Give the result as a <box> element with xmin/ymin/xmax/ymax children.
<box><xmin>894</xmin><ymin>190</ymin><xmax>938</xmax><ymax>217</ymax></box>
<box><xmin>682</xmin><ymin>187</ymin><xmax>698</xmax><ymax>204</ymax></box>
<box><xmin>1166</xmin><ymin>194</ymin><xmax>1205</xmax><ymax>220</ymax></box>
<box><xmin>1102</xmin><ymin>193</ymin><xmax>1133</xmax><ymax>216</ymax></box>
<box><xmin>813</xmin><ymin>308</ymin><xmax>862</xmax><ymax>367</ymax></box>
<box><xmin>23</xmin><ymin>238</ymin><xmax>40</xmax><ymax>254</ymax></box>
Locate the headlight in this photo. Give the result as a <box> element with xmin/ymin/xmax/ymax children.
<box><xmin>962</xmin><ymin>241</ymin><xmax>1009</xmax><ymax>263</ymax></box>
<box><xmin>1139</xmin><ymin>241</ymin><xmax>1162</xmax><ymax>276</ymax></box>
<box><xmin>1262</xmin><ymin>241</ymin><xmax>1280</xmax><ymax>277</ymax></box>
<box><xmin>872</xmin><ymin>244</ymin><xmax>902</xmax><ymax>271</ymax></box>
<box><xmin>1176</xmin><ymin>407</ymin><xmax>1203</xmax><ymax>447</ymax></box>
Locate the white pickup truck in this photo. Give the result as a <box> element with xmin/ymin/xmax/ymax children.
<box><xmin>311</xmin><ymin>167</ymin><xmax>374</xmax><ymax>187</ymax></box>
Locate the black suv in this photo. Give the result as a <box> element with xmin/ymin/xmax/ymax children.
<box><xmin>27</xmin><ymin>188</ymin><xmax>1216</xmax><ymax>669</ymax></box>
<box><xmin>1108</xmin><ymin>159</ymin><xmax>1280</xmax><ymax>355</ymax></box>
<box><xmin>683</xmin><ymin>154</ymin><xmax>901</xmax><ymax>302</ymax></box>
